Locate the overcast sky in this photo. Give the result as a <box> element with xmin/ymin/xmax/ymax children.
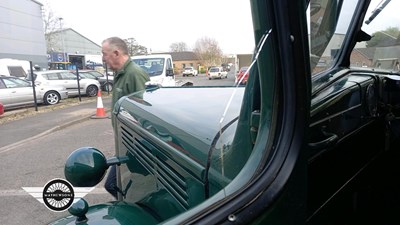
<box><xmin>362</xmin><ymin>0</ymin><xmax>400</xmax><ymax>34</ymax></box>
<box><xmin>39</xmin><ymin>0</ymin><xmax>398</xmax><ymax>55</ymax></box>
<box><xmin>40</xmin><ymin>0</ymin><xmax>255</xmax><ymax>54</ymax></box>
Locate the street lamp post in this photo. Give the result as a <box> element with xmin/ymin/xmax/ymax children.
<box><xmin>58</xmin><ymin>17</ymin><xmax>66</xmax><ymax>68</ymax></box>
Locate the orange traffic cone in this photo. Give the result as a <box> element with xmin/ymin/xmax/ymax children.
<box><xmin>91</xmin><ymin>90</ymin><xmax>108</xmax><ymax>119</ymax></box>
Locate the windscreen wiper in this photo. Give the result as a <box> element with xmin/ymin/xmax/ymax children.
<box><xmin>365</xmin><ymin>0</ymin><xmax>391</xmax><ymax>24</ymax></box>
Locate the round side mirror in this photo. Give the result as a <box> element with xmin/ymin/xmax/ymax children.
<box><xmin>65</xmin><ymin>147</ymin><xmax>108</xmax><ymax>187</ymax></box>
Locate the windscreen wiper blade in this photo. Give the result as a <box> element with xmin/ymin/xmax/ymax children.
<box><xmin>365</xmin><ymin>0</ymin><xmax>391</xmax><ymax>24</ymax></box>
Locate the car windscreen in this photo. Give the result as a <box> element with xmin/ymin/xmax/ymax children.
<box><xmin>310</xmin><ymin>0</ymin><xmax>400</xmax><ymax>93</ymax></box>
<box><xmin>2</xmin><ymin>77</ymin><xmax>30</xmax><ymax>88</ymax></box>
<box><xmin>132</xmin><ymin>58</ymin><xmax>165</xmax><ymax>76</ymax></box>
<box><xmin>209</xmin><ymin>68</ymin><xmax>219</xmax><ymax>72</ymax></box>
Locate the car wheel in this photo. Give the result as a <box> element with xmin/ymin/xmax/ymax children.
<box><xmin>103</xmin><ymin>83</ymin><xmax>113</xmax><ymax>92</ymax></box>
<box><xmin>44</xmin><ymin>91</ymin><xmax>60</xmax><ymax>105</ymax></box>
<box><xmin>86</xmin><ymin>85</ymin><xmax>98</xmax><ymax>97</ymax></box>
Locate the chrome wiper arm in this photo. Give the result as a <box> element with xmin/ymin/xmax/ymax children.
<box><xmin>365</xmin><ymin>0</ymin><xmax>391</xmax><ymax>24</ymax></box>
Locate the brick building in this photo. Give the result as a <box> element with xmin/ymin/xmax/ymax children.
<box><xmin>163</xmin><ymin>51</ymin><xmax>203</xmax><ymax>74</ymax></box>
<box><xmin>350</xmin><ymin>48</ymin><xmax>376</xmax><ymax>67</ymax></box>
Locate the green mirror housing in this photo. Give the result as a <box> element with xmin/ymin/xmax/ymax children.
<box><xmin>64</xmin><ymin>147</ymin><xmax>108</xmax><ymax>187</ymax></box>
<box><xmin>68</xmin><ymin>198</ymin><xmax>89</xmax><ymax>223</ymax></box>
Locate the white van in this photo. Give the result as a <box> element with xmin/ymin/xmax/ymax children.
<box><xmin>0</xmin><ymin>58</ymin><xmax>30</xmax><ymax>78</ymax></box>
<box><xmin>131</xmin><ymin>54</ymin><xmax>176</xmax><ymax>87</ymax></box>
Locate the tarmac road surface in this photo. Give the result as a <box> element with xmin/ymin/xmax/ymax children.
<box><xmin>0</xmin><ymin>95</ymin><xmax>112</xmax><ymax>151</ymax></box>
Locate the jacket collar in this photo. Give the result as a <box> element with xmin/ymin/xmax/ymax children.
<box><xmin>114</xmin><ymin>59</ymin><xmax>132</xmax><ymax>79</ymax></box>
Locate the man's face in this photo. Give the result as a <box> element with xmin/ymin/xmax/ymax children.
<box><xmin>102</xmin><ymin>42</ymin><xmax>118</xmax><ymax>71</ymax></box>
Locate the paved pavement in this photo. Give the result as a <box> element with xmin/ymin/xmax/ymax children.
<box><xmin>0</xmin><ymin>95</ymin><xmax>112</xmax><ymax>152</ymax></box>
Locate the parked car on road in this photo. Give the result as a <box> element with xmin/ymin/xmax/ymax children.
<box><xmin>208</xmin><ymin>66</ymin><xmax>228</xmax><ymax>80</ymax></box>
<box><xmin>0</xmin><ymin>75</ymin><xmax>68</xmax><ymax>110</ymax></box>
<box><xmin>73</xmin><ymin>70</ymin><xmax>114</xmax><ymax>92</ymax></box>
<box><xmin>26</xmin><ymin>70</ymin><xmax>100</xmax><ymax>97</ymax></box>
<box><xmin>0</xmin><ymin>102</ymin><xmax>4</xmax><ymax>116</ymax></box>
<box><xmin>236</xmin><ymin>66</ymin><xmax>249</xmax><ymax>85</ymax></box>
<box><xmin>182</xmin><ymin>67</ymin><xmax>198</xmax><ymax>77</ymax></box>
<box><xmin>221</xmin><ymin>63</ymin><xmax>231</xmax><ymax>72</ymax></box>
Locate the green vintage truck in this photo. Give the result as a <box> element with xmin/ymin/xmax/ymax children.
<box><xmin>52</xmin><ymin>0</ymin><xmax>400</xmax><ymax>224</ymax></box>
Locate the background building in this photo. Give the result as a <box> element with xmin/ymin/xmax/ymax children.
<box><xmin>47</xmin><ymin>28</ymin><xmax>102</xmax><ymax>70</ymax></box>
<box><xmin>236</xmin><ymin>54</ymin><xmax>252</xmax><ymax>71</ymax></box>
<box><xmin>167</xmin><ymin>51</ymin><xmax>202</xmax><ymax>74</ymax></box>
<box><xmin>0</xmin><ymin>0</ymin><xmax>47</xmax><ymax>69</ymax></box>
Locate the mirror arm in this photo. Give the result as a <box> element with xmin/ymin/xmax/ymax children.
<box><xmin>106</xmin><ymin>156</ymin><xmax>129</xmax><ymax>166</ymax></box>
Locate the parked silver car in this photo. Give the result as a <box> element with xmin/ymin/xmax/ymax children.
<box><xmin>73</xmin><ymin>70</ymin><xmax>114</xmax><ymax>92</ymax></box>
<box><xmin>0</xmin><ymin>75</ymin><xmax>68</xmax><ymax>110</ymax></box>
<box><xmin>26</xmin><ymin>70</ymin><xmax>100</xmax><ymax>97</ymax></box>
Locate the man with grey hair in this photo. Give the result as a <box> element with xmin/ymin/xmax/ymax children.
<box><xmin>102</xmin><ymin>36</ymin><xmax>150</xmax><ymax>117</ymax></box>
<box><xmin>101</xmin><ymin>36</ymin><xmax>150</xmax><ymax>198</ymax></box>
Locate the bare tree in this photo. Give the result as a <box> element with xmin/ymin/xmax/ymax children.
<box><xmin>169</xmin><ymin>42</ymin><xmax>189</xmax><ymax>52</ymax></box>
<box><xmin>193</xmin><ymin>37</ymin><xmax>223</xmax><ymax>68</ymax></box>
<box><xmin>41</xmin><ymin>1</ymin><xmax>62</xmax><ymax>53</ymax></box>
<box><xmin>124</xmin><ymin>38</ymin><xmax>148</xmax><ymax>56</ymax></box>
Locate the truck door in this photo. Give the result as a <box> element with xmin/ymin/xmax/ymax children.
<box><xmin>163</xmin><ymin>57</ymin><xmax>175</xmax><ymax>86</ymax></box>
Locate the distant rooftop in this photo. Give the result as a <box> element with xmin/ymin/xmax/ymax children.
<box><xmin>153</xmin><ymin>51</ymin><xmax>200</xmax><ymax>61</ymax></box>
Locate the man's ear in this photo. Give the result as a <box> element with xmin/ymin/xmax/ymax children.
<box><xmin>114</xmin><ymin>50</ymin><xmax>119</xmax><ymax>56</ymax></box>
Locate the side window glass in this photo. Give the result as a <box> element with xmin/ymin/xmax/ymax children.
<box><xmin>3</xmin><ymin>79</ymin><xmax>14</xmax><ymax>88</ymax></box>
<box><xmin>167</xmin><ymin>58</ymin><xmax>172</xmax><ymax>69</ymax></box>
<box><xmin>3</xmin><ymin>79</ymin><xmax>19</xmax><ymax>88</ymax></box>
<box><xmin>10</xmin><ymin>77</ymin><xmax>30</xmax><ymax>87</ymax></box>
<box><xmin>309</xmin><ymin>0</ymin><xmax>355</xmax><ymax>75</ymax></box>
<box><xmin>60</xmin><ymin>72</ymin><xmax>77</xmax><ymax>80</ymax></box>
<box><xmin>46</xmin><ymin>73</ymin><xmax>59</xmax><ymax>80</ymax></box>
<box><xmin>0</xmin><ymin>80</ymin><xmax>5</xmax><ymax>89</ymax></box>
<box><xmin>309</xmin><ymin>0</ymin><xmax>358</xmax><ymax>92</ymax></box>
